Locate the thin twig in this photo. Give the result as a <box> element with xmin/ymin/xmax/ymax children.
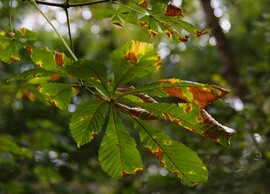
<box><xmin>29</xmin><ymin>0</ymin><xmax>78</xmax><ymax>61</ymax></box>
<box><xmin>9</xmin><ymin>0</ymin><xmax>14</xmax><ymax>33</ymax></box>
<box><xmin>35</xmin><ymin>0</ymin><xmax>115</xmax><ymax>8</ymax></box>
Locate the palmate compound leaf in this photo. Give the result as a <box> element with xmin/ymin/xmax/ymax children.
<box><xmin>0</xmin><ymin>28</ymin><xmax>38</xmax><ymax>63</ymax></box>
<box><xmin>98</xmin><ymin>108</ymin><xmax>143</xmax><ymax>179</ymax></box>
<box><xmin>69</xmin><ymin>100</ymin><xmax>109</xmax><ymax>148</ymax></box>
<box><xmin>134</xmin><ymin>119</ymin><xmax>208</xmax><ymax>186</ymax></box>
<box><xmin>65</xmin><ymin>60</ymin><xmax>108</xmax><ymax>95</ymax></box>
<box><xmin>110</xmin><ymin>40</ymin><xmax>162</xmax><ymax>90</ymax></box>
<box><xmin>38</xmin><ymin>82</ymin><xmax>73</xmax><ymax>110</ymax></box>
<box><xmin>0</xmin><ymin>41</ymin><xmax>21</xmax><ymax>63</ymax></box>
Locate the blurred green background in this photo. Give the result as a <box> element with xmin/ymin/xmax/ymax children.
<box><xmin>0</xmin><ymin>0</ymin><xmax>270</xmax><ymax>193</ymax></box>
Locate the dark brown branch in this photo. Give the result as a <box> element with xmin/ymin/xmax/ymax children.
<box><xmin>199</xmin><ymin>0</ymin><xmax>250</xmax><ymax>103</ymax></box>
<box><xmin>34</xmin><ymin>0</ymin><xmax>114</xmax><ymax>8</ymax></box>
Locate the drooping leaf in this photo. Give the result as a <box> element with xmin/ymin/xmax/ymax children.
<box><xmin>66</xmin><ymin>60</ymin><xmax>108</xmax><ymax>95</ymax></box>
<box><xmin>69</xmin><ymin>100</ymin><xmax>109</xmax><ymax>147</ymax></box>
<box><xmin>114</xmin><ymin>102</ymin><xmax>158</xmax><ymax>120</ymax></box>
<box><xmin>98</xmin><ymin>108</ymin><xmax>143</xmax><ymax>179</ymax></box>
<box><xmin>0</xmin><ymin>28</ymin><xmax>38</xmax><ymax>63</ymax></box>
<box><xmin>110</xmin><ymin>40</ymin><xmax>162</xmax><ymax>90</ymax></box>
<box><xmin>135</xmin><ymin>120</ymin><xmax>208</xmax><ymax>186</ymax></box>
<box><xmin>133</xmin><ymin>102</ymin><xmax>235</xmax><ymax>146</ymax></box>
<box><xmin>116</xmin><ymin>78</ymin><xmax>229</xmax><ymax>109</ymax></box>
<box><xmin>38</xmin><ymin>82</ymin><xmax>73</xmax><ymax>110</ymax></box>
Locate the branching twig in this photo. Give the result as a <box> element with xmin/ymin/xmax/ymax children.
<box><xmin>34</xmin><ymin>0</ymin><xmax>115</xmax><ymax>8</ymax></box>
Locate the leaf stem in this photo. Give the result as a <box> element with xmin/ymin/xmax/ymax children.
<box><xmin>28</xmin><ymin>0</ymin><xmax>78</xmax><ymax>61</ymax></box>
<box><xmin>9</xmin><ymin>0</ymin><xmax>14</xmax><ymax>33</ymax></box>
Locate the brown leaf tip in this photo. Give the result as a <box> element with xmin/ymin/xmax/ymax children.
<box><xmin>91</xmin><ymin>132</ymin><xmax>96</xmax><ymax>139</ymax></box>
<box><xmin>19</xmin><ymin>27</ymin><xmax>26</xmax><ymax>35</ymax></box>
<box><xmin>112</xmin><ymin>21</ymin><xmax>124</xmax><ymax>27</ymax></box>
<box><xmin>202</xmin><ymin>130</ymin><xmax>220</xmax><ymax>142</ymax></box>
<box><xmin>138</xmin><ymin>0</ymin><xmax>148</xmax><ymax>8</ymax></box>
<box><xmin>166</xmin><ymin>3</ymin><xmax>184</xmax><ymax>17</ymax></box>
<box><xmin>178</xmin><ymin>35</ymin><xmax>189</xmax><ymax>42</ymax></box>
<box><xmin>135</xmin><ymin>168</ymin><xmax>143</xmax><ymax>174</ymax></box>
<box><xmin>122</xmin><ymin>171</ymin><xmax>132</xmax><ymax>177</ymax></box>
<box><xmin>55</xmin><ymin>52</ymin><xmax>65</xmax><ymax>66</ymax></box>
<box><xmin>24</xmin><ymin>46</ymin><xmax>33</xmax><ymax>57</ymax></box>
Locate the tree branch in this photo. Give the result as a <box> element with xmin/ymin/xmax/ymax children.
<box><xmin>34</xmin><ymin>0</ymin><xmax>115</xmax><ymax>8</ymax></box>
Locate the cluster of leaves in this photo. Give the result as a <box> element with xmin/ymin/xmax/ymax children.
<box><xmin>97</xmin><ymin>0</ymin><xmax>210</xmax><ymax>42</ymax></box>
<box><xmin>0</xmin><ymin>0</ymin><xmax>234</xmax><ymax>186</ymax></box>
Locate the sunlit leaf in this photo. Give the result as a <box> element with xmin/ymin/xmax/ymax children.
<box><xmin>110</xmin><ymin>40</ymin><xmax>162</xmax><ymax>89</ymax></box>
<box><xmin>135</xmin><ymin>120</ymin><xmax>208</xmax><ymax>186</ymax></box>
<box><xmin>70</xmin><ymin>100</ymin><xmax>109</xmax><ymax>147</ymax></box>
<box><xmin>98</xmin><ymin>108</ymin><xmax>143</xmax><ymax>179</ymax></box>
<box><xmin>117</xmin><ymin>79</ymin><xmax>229</xmax><ymax>109</ymax></box>
<box><xmin>38</xmin><ymin>82</ymin><xmax>73</xmax><ymax>110</ymax></box>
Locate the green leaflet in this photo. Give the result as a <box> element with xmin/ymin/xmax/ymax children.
<box><xmin>135</xmin><ymin>120</ymin><xmax>208</xmax><ymax>186</ymax></box>
<box><xmin>98</xmin><ymin>108</ymin><xmax>143</xmax><ymax>179</ymax></box>
<box><xmin>118</xmin><ymin>7</ymin><xmax>138</xmax><ymax>25</ymax></box>
<box><xmin>116</xmin><ymin>78</ymin><xmax>229</xmax><ymax>109</ymax></box>
<box><xmin>70</xmin><ymin>100</ymin><xmax>109</xmax><ymax>147</ymax></box>
<box><xmin>0</xmin><ymin>28</ymin><xmax>38</xmax><ymax>63</ymax></box>
<box><xmin>110</xmin><ymin>40</ymin><xmax>162</xmax><ymax>90</ymax></box>
<box><xmin>24</xmin><ymin>46</ymin><xmax>72</xmax><ymax>70</ymax></box>
<box><xmin>66</xmin><ymin>60</ymin><xmax>109</xmax><ymax>95</ymax></box>
<box><xmin>7</xmin><ymin>68</ymin><xmax>59</xmax><ymax>82</ymax></box>
<box><xmin>38</xmin><ymin>82</ymin><xmax>73</xmax><ymax>110</ymax></box>
<box><xmin>134</xmin><ymin>102</ymin><xmax>235</xmax><ymax>147</ymax></box>
<box><xmin>0</xmin><ymin>41</ymin><xmax>20</xmax><ymax>63</ymax></box>
<box><xmin>16</xmin><ymin>27</ymin><xmax>38</xmax><ymax>41</ymax></box>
